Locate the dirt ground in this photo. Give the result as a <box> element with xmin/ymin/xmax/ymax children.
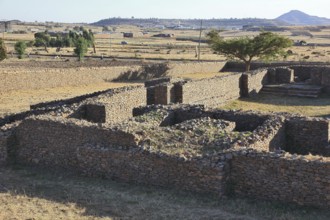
<box><xmin>222</xmin><ymin>94</ymin><xmax>330</xmax><ymax>117</ymax></box>
<box><xmin>0</xmin><ymin>82</ymin><xmax>140</xmax><ymax>117</ymax></box>
<box><xmin>0</xmin><ymin>59</ymin><xmax>225</xmax><ymax>117</ymax></box>
<box><xmin>0</xmin><ymin>166</ymin><xmax>329</xmax><ymax>220</ymax></box>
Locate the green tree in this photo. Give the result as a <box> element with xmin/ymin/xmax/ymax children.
<box><xmin>207</xmin><ymin>31</ymin><xmax>292</xmax><ymax>71</ymax></box>
<box><xmin>0</xmin><ymin>38</ymin><xmax>7</xmax><ymax>61</ymax></box>
<box><xmin>14</xmin><ymin>41</ymin><xmax>27</xmax><ymax>59</ymax></box>
<box><xmin>34</xmin><ymin>32</ymin><xmax>52</xmax><ymax>52</ymax></box>
<box><xmin>74</xmin><ymin>37</ymin><xmax>88</xmax><ymax>61</ymax></box>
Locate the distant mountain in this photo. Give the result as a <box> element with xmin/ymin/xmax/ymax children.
<box><xmin>91</xmin><ymin>18</ymin><xmax>288</xmax><ymax>29</ymax></box>
<box><xmin>276</xmin><ymin>10</ymin><xmax>330</xmax><ymax>25</ymax></box>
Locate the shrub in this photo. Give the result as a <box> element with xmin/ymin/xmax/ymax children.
<box><xmin>14</xmin><ymin>41</ymin><xmax>27</xmax><ymax>59</ymax></box>
<box><xmin>0</xmin><ymin>38</ymin><xmax>7</xmax><ymax>61</ymax></box>
<box><xmin>74</xmin><ymin>37</ymin><xmax>88</xmax><ymax>61</ymax></box>
<box><xmin>113</xmin><ymin>63</ymin><xmax>170</xmax><ymax>81</ymax></box>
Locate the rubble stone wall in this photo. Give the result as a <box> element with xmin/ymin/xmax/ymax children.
<box><xmin>0</xmin><ymin>134</ymin><xmax>8</xmax><ymax>165</ymax></box>
<box><xmin>181</xmin><ymin>73</ymin><xmax>242</xmax><ymax>107</ymax></box>
<box><xmin>15</xmin><ymin>116</ymin><xmax>138</xmax><ymax>167</ymax></box>
<box><xmin>15</xmin><ymin>116</ymin><xmax>228</xmax><ymax>195</ymax></box>
<box><xmin>286</xmin><ymin>118</ymin><xmax>330</xmax><ymax>156</ymax></box>
<box><xmin>275</xmin><ymin>68</ymin><xmax>294</xmax><ymax>84</ymax></box>
<box><xmin>231</xmin><ymin>152</ymin><xmax>330</xmax><ymax>208</ymax></box>
<box><xmin>245</xmin><ymin>69</ymin><xmax>269</xmax><ymax>96</ymax></box>
<box><xmin>1</xmin><ymin>66</ymin><xmax>141</xmax><ymax>93</ymax></box>
<box><xmin>85</xmin><ymin>86</ymin><xmax>147</xmax><ymax>124</ymax></box>
<box><xmin>168</xmin><ymin>62</ymin><xmax>226</xmax><ymax>75</ymax></box>
<box><xmin>77</xmin><ymin>145</ymin><xmax>227</xmax><ymax>195</ymax></box>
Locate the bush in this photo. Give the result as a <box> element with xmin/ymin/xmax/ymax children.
<box><xmin>113</xmin><ymin>63</ymin><xmax>170</xmax><ymax>81</ymax></box>
<box><xmin>0</xmin><ymin>38</ymin><xmax>7</xmax><ymax>61</ymax></box>
<box><xmin>14</xmin><ymin>41</ymin><xmax>27</xmax><ymax>59</ymax></box>
<box><xmin>74</xmin><ymin>37</ymin><xmax>88</xmax><ymax>61</ymax></box>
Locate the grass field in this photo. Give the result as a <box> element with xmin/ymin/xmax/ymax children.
<box><xmin>1</xmin><ymin>166</ymin><xmax>329</xmax><ymax>220</ymax></box>
<box><xmin>3</xmin><ymin>24</ymin><xmax>330</xmax><ymax>62</ymax></box>
<box><xmin>0</xmin><ymin>82</ymin><xmax>140</xmax><ymax>117</ymax></box>
<box><xmin>222</xmin><ymin>94</ymin><xmax>330</xmax><ymax>117</ymax></box>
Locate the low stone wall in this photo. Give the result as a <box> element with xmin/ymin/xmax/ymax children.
<box><xmin>268</xmin><ymin>68</ymin><xmax>294</xmax><ymax>84</ymax></box>
<box><xmin>286</xmin><ymin>118</ymin><xmax>330</xmax><ymax>156</ymax></box>
<box><xmin>15</xmin><ymin>115</ymin><xmax>228</xmax><ymax>195</ymax></box>
<box><xmin>224</xmin><ymin>61</ymin><xmax>330</xmax><ymax>86</ymax></box>
<box><xmin>0</xmin><ymin>134</ymin><xmax>8</xmax><ymax>165</ymax></box>
<box><xmin>231</xmin><ymin>151</ymin><xmax>330</xmax><ymax>208</ymax></box>
<box><xmin>15</xmin><ymin>116</ymin><xmax>139</xmax><ymax>167</ymax></box>
<box><xmin>212</xmin><ymin>110</ymin><xmax>285</xmax><ymax>151</ymax></box>
<box><xmin>1</xmin><ymin>66</ymin><xmax>141</xmax><ymax>93</ymax></box>
<box><xmin>245</xmin><ymin>69</ymin><xmax>269</xmax><ymax>96</ymax></box>
<box><xmin>223</xmin><ymin>61</ymin><xmax>329</xmax><ymax>72</ymax></box>
<box><xmin>77</xmin><ymin>145</ymin><xmax>227</xmax><ymax>195</ymax></box>
<box><xmin>82</xmin><ymin>86</ymin><xmax>146</xmax><ymax>124</ymax></box>
<box><xmin>1</xmin><ymin>61</ymin><xmax>226</xmax><ymax>93</ymax></box>
<box><xmin>181</xmin><ymin>73</ymin><xmax>242</xmax><ymax>107</ymax></box>
<box><xmin>145</xmin><ymin>69</ymin><xmax>269</xmax><ymax>106</ymax></box>
<box><xmin>168</xmin><ymin>62</ymin><xmax>226</xmax><ymax>75</ymax></box>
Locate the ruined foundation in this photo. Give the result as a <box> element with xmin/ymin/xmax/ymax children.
<box><xmin>1</xmin><ymin>62</ymin><xmax>330</xmax><ymax>209</ymax></box>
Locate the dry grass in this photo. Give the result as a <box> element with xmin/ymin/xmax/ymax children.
<box><xmin>5</xmin><ymin>25</ymin><xmax>330</xmax><ymax>62</ymax></box>
<box><xmin>171</xmin><ymin>71</ymin><xmax>231</xmax><ymax>80</ymax></box>
<box><xmin>0</xmin><ymin>82</ymin><xmax>139</xmax><ymax>117</ymax></box>
<box><xmin>0</xmin><ymin>166</ymin><xmax>329</xmax><ymax>220</ymax></box>
<box><xmin>222</xmin><ymin>94</ymin><xmax>330</xmax><ymax>117</ymax></box>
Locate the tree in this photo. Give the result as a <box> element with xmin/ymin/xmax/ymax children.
<box><xmin>14</xmin><ymin>41</ymin><xmax>27</xmax><ymax>59</ymax></box>
<box><xmin>34</xmin><ymin>32</ymin><xmax>51</xmax><ymax>52</ymax></box>
<box><xmin>0</xmin><ymin>38</ymin><xmax>7</xmax><ymax>61</ymax></box>
<box><xmin>207</xmin><ymin>31</ymin><xmax>292</xmax><ymax>71</ymax></box>
<box><xmin>74</xmin><ymin>37</ymin><xmax>88</xmax><ymax>61</ymax></box>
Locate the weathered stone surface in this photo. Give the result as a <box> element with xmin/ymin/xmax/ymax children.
<box><xmin>231</xmin><ymin>152</ymin><xmax>330</xmax><ymax>209</ymax></box>
<box><xmin>1</xmin><ymin>61</ymin><xmax>330</xmax><ymax>210</ymax></box>
<box><xmin>286</xmin><ymin>117</ymin><xmax>330</xmax><ymax>156</ymax></box>
<box><xmin>0</xmin><ymin>134</ymin><xmax>8</xmax><ymax>165</ymax></box>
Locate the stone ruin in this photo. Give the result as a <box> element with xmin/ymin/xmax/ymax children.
<box><xmin>0</xmin><ymin>62</ymin><xmax>330</xmax><ymax>209</ymax></box>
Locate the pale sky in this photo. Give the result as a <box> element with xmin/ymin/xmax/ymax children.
<box><xmin>0</xmin><ymin>0</ymin><xmax>329</xmax><ymax>23</ymax></box>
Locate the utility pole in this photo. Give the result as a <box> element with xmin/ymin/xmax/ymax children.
<box><xmin>198</xmin><ymin>20</ymin><xmax>203</xmax><ymax>61</ymax></box>
<box><xmin>109</xmin><ymin>33</ymin><xmax>112</xmax><ymax>58</ymax></box>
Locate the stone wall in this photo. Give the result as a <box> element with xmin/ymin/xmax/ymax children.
<box><xmin>286</xmin><ymin>118</ymin><xmax>330</xmax><ymax>156</ymax></box>
<box><xmin>231</xmin><ymin>151</ymin><xmax>330</xmax><ymax>208</ymax></box>
<box><xmin>181</xmin><ymin>73</ymin><xmax>242</xmax><ymax>107</ymax></box>
<box><xmin>168</xmin><ymin>62</ymin><xmax>226</xmax><ymax>75</ymax></box>
<box><xmin>1</xmin><ymin>66</ymin><xmax>141</xmax><ymax>93</ymax></box>
<box><xmin>223</xmin><ymin>61</ymin><xmax>329</xmax><ymax>72</ymax></box>
<box><xmin>177</xmin><ymin>69</ymin><xmax>269</xmax><ymax>106</ymax></box>
<box><xmin>78</xmin><ymin>87</ymin><xmax>147</xmax><ymax>123</ymax></box>
<box><xmin>211</xmin><ymin>110</ymin><xmax>286</xmax><ymax>151</ymax></box>
<box><xmin>15</xmin><ymin>115</ymin><xmax>228</xmax><ymax>195</ymax></box>
<box><xmin>0</xmin><ymin>134</ymin><xmax>8</xmax><ymax>165</ymax></box>
<box><xmin>0</xmin><ymin>61</ymin><xmax>226</xmax><ymax>93</ymax></box>
<box><xmin>77</xmin><ymin>145</ymin><xmax>227</xmax><ymax>195</ymax></box>
<box><xmin>15</xmin><ymin>116</ymin><xmax>139</xmax><ymax>167</ymax></box>
<box><xmin>224</xmin><ymin>61</ymin><xmax>330</xmax><ymax>86</ymax></box>
<box><xmin>245</xmin><ymin>69</ymin><xmax>269</xmax><ymax>96</ymax></box>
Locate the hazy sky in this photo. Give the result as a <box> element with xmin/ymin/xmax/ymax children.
<box><xmin>0</xmin><ymin>0</ymin><xmax>329</xmax><ymax>23</ymax></box>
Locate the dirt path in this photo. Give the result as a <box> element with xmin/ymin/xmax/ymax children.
<box><xmin>0</xmin><ymin>82</ymin><xmax>140</xmax><ymax>117</ymax></box>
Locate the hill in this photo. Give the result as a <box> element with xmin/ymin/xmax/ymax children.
<box><xmin>276</xmin><ymin>10</ymin><xmax>330</xmax><ymax>25</ymax></box>
<box><xmin>91</xmin><ymin>18</ymin><xmax>288</xmax><ymax>29</ymax></box>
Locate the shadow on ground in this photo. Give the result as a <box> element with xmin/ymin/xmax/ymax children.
<box><xmin>240</xmin><ymin>94</ymin><xmax>330</xmax><ymax>107</ymax></box>
<box><xmin>0</xmin><ymin>165</ymin><xmax>329</xmax><ymax>220</ymax></box>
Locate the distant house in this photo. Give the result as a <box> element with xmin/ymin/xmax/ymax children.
<box><xmin>152</xmin><ymin>33</ymin><xmax>174</xmax><ymax>38</ymax></box>
<box><xmin>0</xmin><ymin>21</ymin><xmax>12</xmax><ymax>32</ymax></box>
<box><xmin>123</xmin><ymin>32</ymin><xmax>133</xmax><ymax>38</ymax></box>
<box><xmin>29</xmin><ymin>28</ymin><xmax>40</xmax><ymax>33</ymax></box>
